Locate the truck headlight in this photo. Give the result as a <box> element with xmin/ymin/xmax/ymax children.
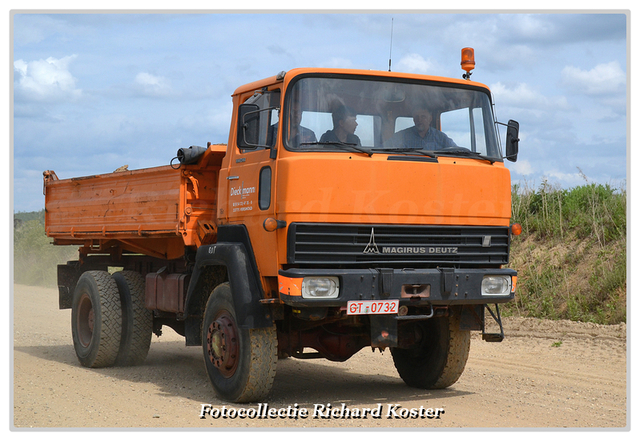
<box><xmin>481</xmin><ymin>275</ymin><xmax>511</xmax><ymax>296</ymax></box>
<box><xmin>301</xmin><ymin>277</ymin><xmax>340</xmax><ymax>299</ymax></box>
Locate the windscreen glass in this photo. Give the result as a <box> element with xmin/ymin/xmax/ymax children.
<box><xmin>283</xmin><ymin>75</ymin><xmax>501</xmax><ymax>160</ymax></box>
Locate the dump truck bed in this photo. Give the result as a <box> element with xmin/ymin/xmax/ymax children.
<box><xmin>44</xmin><ymin>145</ymin><xmax>225</xmax><ymax>260</ymax></box>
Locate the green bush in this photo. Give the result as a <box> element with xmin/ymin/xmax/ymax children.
<box><xmin>511</xmin><ymin>178</ymin><xmax>626</xmax><ymax>245</ymax></box>
<box><xmin>507</xmin><ymin>177</ymin><xmax>627</xmax><ymax>324</ymax></box>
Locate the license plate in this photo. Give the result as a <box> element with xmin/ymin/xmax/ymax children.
<box><xmin>347</xmin><ymin>300</ymin><xmax>399</xmax><ymax>315</ymax></box>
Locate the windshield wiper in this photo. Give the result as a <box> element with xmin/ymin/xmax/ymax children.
<box><xmin>435</xmin><ymin>148</ymin><xmax>496</xmax><ymax>164</ymax></box>
<box><xmin>300</xmin><ymin>141</ymin><xmax>373</xmax><ymax>157</ymax></box>
<box><xmin>371</xmin><ymin>147</ymin><xmax>437</xmax><ymax>158</ymax></box>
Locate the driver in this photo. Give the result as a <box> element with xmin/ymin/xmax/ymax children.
<box><xmin>319</xmin><ymin>105</ymin><xmax>361</xmax><ymax>146</ymax></box>
<box><xmin>385</xmin><ymin>105</ymin><xmax>457</xmax><ymax>150</ymax></box>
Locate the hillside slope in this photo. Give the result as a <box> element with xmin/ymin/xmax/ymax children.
<box><xmin>506</xmin><ymin>179</ymin><xmax>626</xmax><ymax>324</ymax></box>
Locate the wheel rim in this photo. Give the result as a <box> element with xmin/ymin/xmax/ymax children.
<box><xmin>206</xmin><ymin>312</ymin><xmax>239</xmax><ymax>378</ymax></box>
<box><xmin>77</xmin><ymin>293</ymin><xmax>95</xmax><ymax>348</ymax></box>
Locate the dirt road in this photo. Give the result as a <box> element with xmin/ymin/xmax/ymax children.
<box><xmin>12</xmin><ymin>284</ymin><xmax>627</xmax><ymax>429</ymax></box>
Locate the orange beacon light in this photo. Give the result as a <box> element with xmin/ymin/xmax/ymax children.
<box><xmin>461</xmin><ymin>47</ymin><xmax>475</xmax><ymax>79</ymax></box>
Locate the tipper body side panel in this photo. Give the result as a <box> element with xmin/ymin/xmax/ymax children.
<box><xmin>43</xmin><ymin>145</ymin><xmax>225</xmax><ymax>260</ymax></box>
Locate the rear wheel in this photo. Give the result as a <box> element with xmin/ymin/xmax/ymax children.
<box><xmin>71</xmin><ymin>271</ymin><xmax>122</xmax><ymax>368</ymax></box>
<box><xmin>113</xmin><ymin>271</ymin><xmax>153</xmax><ymax>366</ymax></box>
<box><xmin>202</xmin><ymin>283</ymin><xmax>277</xmax><ymax>403</ymax></box>
<box><xmin>391</xmin><ymin>312</ymin><xmax>470</xmax><ymax>389</ymax></box>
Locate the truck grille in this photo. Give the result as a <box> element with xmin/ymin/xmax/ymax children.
<box><xmin>287</xmin><ymin>223</ymin><xmax>510</xmax><ymax>267</ymax></box>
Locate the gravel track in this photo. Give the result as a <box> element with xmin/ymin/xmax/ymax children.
<box><xmin>12</xmin><ymin>284</ymin><xmax>627</xmax><ymax>429</ymax></box>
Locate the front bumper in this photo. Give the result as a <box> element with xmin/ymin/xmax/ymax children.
<box><xmin>278</xmin><ymin>267</ymin><xmax>516</xmax><ymax>307</ymax></box>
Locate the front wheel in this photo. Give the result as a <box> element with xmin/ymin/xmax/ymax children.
<box><xmin>391</xmin><ymin>312</ymin><xmax>470</xmax><ymax>389</ymax></box>
<box><xmin>202</xmin><ymin>283</ymin><xmax>277</xmax><ymax>403</ymax></box>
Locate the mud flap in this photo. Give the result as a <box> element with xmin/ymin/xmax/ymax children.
<box><xmin>460</xmin><ymin>304</ymin><xmax>484</xmax><ymax>331</ymax></box>
<box><xmin>57</xmin><ymin>262</ymin><xmax>82</xmax><ymax>309</ymax></box>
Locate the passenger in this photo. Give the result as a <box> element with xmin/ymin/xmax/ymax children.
<box><xmin>319</xmin><ymin>106</ymin><xmax>361</xmax><ymax>145</ymax></box>
<box><xmin>385</xmin><ymin>105</ymin><xmax>456</xmax><ymax>150</ymax></box>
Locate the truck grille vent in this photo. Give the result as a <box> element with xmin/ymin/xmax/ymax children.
<box><xmin>287</xmin><ymin>223</ymin><xmax>510</xmax><ymax>267</ymax></box>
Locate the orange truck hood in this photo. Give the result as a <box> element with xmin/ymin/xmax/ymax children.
<box><xmin>275</xmin><ymin>154</ymin><xmax>512</xmax><ymax>226</ymax></box>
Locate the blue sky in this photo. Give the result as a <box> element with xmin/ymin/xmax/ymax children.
<box><xmin>10</xmin><ymin>10</ymin><xmax>629</xmax><ymax>212</ymax></box>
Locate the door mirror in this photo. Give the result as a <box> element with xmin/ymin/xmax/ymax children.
<box><xmin>237</xmin><ymin>103</ymin><xmax>260</xmax><ymax>148</ymax></box>
<box><xmin>505</xmin><ymin>119</ymin><xmax>519</xmax><ymax>162</ymax></box>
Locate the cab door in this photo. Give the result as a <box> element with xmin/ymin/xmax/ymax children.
<box><xmin>225</xmin><ymin>89</ymin><xmax>280</xmax><ymax>277</ymax></box>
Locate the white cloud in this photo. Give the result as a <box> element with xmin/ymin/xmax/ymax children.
<box><xmin>134</xmin><ymin>72</ymin><xmax>172</xmax><ymax>97</ymax></box>
<box><xmin>395</xmin><ymin>54</ymin><xmax>436</xmax><ymax>74</ymax></box>
<box><xmin>491</xmin><ymin>81</ymin><xmax>569</xmax><ymax>111</ymax></box>
<box><xmin>561</xmin><ymin>61</ymin><xmax>625</xmax><ymax>95</ymax></box>
<box><xmin>177</xmin><ymin>101</ymin><xmax>232</xmax><ymax>135</ymax></box>
<box><xmin>510</xmin><ymin>159</ymin><xmax>534</xmax><ymax>176</ymax></box>
<box><xmin>543</xmin><ymin>170</ymin><xmax>585</xmax><ymax>187</ymax></box>
<box><xmin>491</xmin><ymin>82</ymin><xmax>537</xmax><ymax>104</ymax></box>
<box><xmin>13</xmin><ymin>55</ymin><xmax>81</xmax><ymax>102</ymax></box>
<box><xmin>321</xmin><ymin>57</ymin><xmax>354</xmax><ymax>69</ymax></box>
<box><xmin>513</xmin><ymin>15</ymin><xmax>554</xmax><ymax>39</ymax></box>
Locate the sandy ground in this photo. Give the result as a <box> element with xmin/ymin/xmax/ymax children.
<box><xmin>12</xmin><ymin>284</ymin><xmax>628</xmax><ymax>430</ymax></box>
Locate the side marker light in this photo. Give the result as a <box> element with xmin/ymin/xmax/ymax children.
<box><xmin>264</xmin><ymin>218</ymin><xmax>287</xmax><ymax>232</ymax></box>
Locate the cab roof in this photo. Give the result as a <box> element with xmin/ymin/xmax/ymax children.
<box><xmin>232</xmin><ymin>67</ymin><xmax>491</xmax><ymax>97</ymax></box>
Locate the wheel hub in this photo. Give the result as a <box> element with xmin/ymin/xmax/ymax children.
<box><xmin>206</xmin><ymin>313</ymin><xmax>239</xmax><ymax>378</ymax></box>
<box><xmin>77</xmin><ymin>293</ymin><xmax>95</xmax><ymax>348</ymax></box>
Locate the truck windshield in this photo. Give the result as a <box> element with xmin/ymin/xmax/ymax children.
<box><xmin>283</xmin><ymin>75</ymin><xmax>502</xmax><ymax>161</ymax></box>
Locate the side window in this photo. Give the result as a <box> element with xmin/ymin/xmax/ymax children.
<box><xmin>440</xmin><ymin>108</ymin><xmax>469</xmax><ymax>148</ymax></box>
<box><xmin>395</xmin><ymin>117</ymin><xmax>414</xmax><ymax>133</ymax></box>
<box><xmin>441</xmin><ymin>107</ymin><xmax>488</xmax><ymax>155</ymax></box>
<box><xmin>258</xmin><ymin>166</ymin><xmax>272</xmax><ymax>210</ymax></box>
<box><xmin>266</xmin><ymin>104</ymin><xmax>279</xmax><ymax>147</ymax></box>
<box><xmin>240</xmin><ymin>90</ymin><xmax>280</xmax><ymax>149</ymax></box>
<box><xmin>300</xmin><ymin>111</ymin><xmax>332</xmax><ymax>137</ymax></box>
<box><xmin>353</xmin><ymin>114</ymin><xmax>380</xmax><ymax>147</ymax></box>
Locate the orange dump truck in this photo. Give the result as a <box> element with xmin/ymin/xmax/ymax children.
<box><xmin>44</xmin><ymin>50</ymin><xmax>521</xmax><ymax>403</ymax></box>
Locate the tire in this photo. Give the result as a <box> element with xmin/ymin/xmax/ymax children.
<box><xmin>202</xmin><ymin>283</ymin><xmax>277</xmax><ymax>403</ymax></box>
<box><xmin>71</xmin><ymin>271</ymin><xmax>123</xmax><ymax>368</ymax></box>
<box><xmin>113</xmin><ymin>271</ymin><xmax>153</xmax><ymax>366</ymax></box>
<box><xmin>391</xmin><ymin>312</ymin><xmax>470</xmax><ymax>389</ymax></box>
